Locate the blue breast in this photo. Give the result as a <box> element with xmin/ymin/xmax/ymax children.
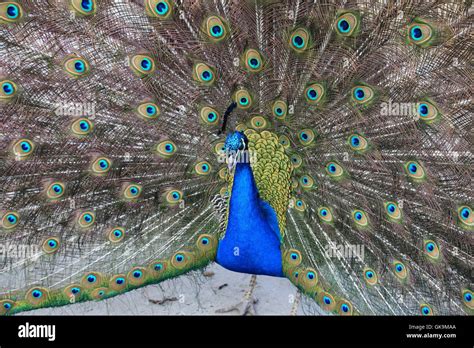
<box><xmin>216</xmin><ymin>162</ymin><xmax>283</xmax><ymax>277</ymax></box>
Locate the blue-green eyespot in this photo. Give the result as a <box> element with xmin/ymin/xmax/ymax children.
<box><xmin>404</xmin><ymin>161</ymin><xmax>426</xmax><ymax>182</ymax></box>
<box><xmin>64</xmin><ymin>56</ymin><xmax>90</xmax><ymax>78</ymax></box>
<box><xmin>1</xmin><ymin>211</ymin><xmax>19</xmax><ymax>229</ymax></box>
<box><xmin>289</xmin><ymin>28</ymin><xmax>310</xmax><ymax>52</ymax></box>
<box><xmin>233</xmin><ymin>89</ymin><xmax>253</xmax><ymax>110</ymax></box>
<box><xmin>1</xmin><ymin>79</ymin><xmax>18</xmax><ymax>100</ymax></box>
<box><xmin>458</xmin><ymin>205</ymin><xmax>473</xmax><ymax>229</ymax></box>
<box><xmin>272</xmin><ymin>100</ymin><xmax>287</xmax><ymax>120</ymax></box>
<box><xmin>156</xmin><ymin>140</ymin><xmax>177</xmax><ymax>158</ymax></box>
<box><xmin>12</xmin><ymin>138</ymin><xmax>34</xmax><ymax>159</ymax></box>
<box><xmin>70</xmin><ymin>0</ymin><xmax>97</xmax><ymax>16</ymax></box>
<box><xmin>335</xmin><ymin>11</ymin><xmax>360</xmax><ymax>37</ymax></box>
<box><xmin>407</xmin><ymin>19</ymin><xmax>435</xmax><ymax>47</ymax></box>
<box><xmin>130</xmin><ymin>54</ymin><xmax>156</xmax><ymax>77</ymax></box>
<box><xmin>242</xmin><ymin>49</ymin><xmax>265</xmax><ymax>73</ymax></box>
<box><xmin>352</xmin><ymin>209</ymin><xmax>368</xmax><ymax>227</ymax></box>
<box><xmin>204</xmin><ymin>15</ymin><xmax>228</xmax><ymax>42</ymax></box>
<box><xmin>193</xmin><ymin>62</ymin><xmax>216</xmax><ymax>85</ymax></box>
<box><xmin>384</xmin><ymin>201</ymin><xmax>402</xmax><ymax>222</ymax></box>
<box><xmin>145</xmin><ymin>0</ymin><xmax>172</xmax><ymax>19</ymax></box>
<box><xmin>0</xmin><ymin>2</ymin><xmax>24</xmax><ymax>24</ymax></box>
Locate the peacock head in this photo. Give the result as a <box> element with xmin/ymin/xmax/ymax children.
<box><xmin>224</xmin><ymin>131</ymin><xmax>251</xmax><ymax>171</ymax></box>
<box><xmin>224</xmin><ymin>131</ymin><xmax>248</xmax><ymax>153</ymax></box>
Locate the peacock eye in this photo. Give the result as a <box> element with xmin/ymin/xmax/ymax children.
<box><xmin>250</xmin><ymin>116</ymin><xmax>267</xmax><ymax>130</ymax></box>
<box><xmin>164</xmin><ymin>189</ymin><xmax>183</xmax><ymax>205</ymax></box>
<box><xmin>193</xmin><ymin>62</ymin><xmax>216</xmax><ymax>85</ymax></box>
<box><xmin>208</xmin><ymin>112</ymin><xmax>216</xmax><ymax>121</ymax></box>
<box><xmin>348</xmin><ymin>134</ymin><xmax>368</xmax><ymax>152</ymax></box>
<box><xmin>130</xmin><ymin>54</ymin><xmax>156</xmax><ymax>76</ymax></box>
<box><xmin>77</xmin><ymin>211</ymin><xmax>95</xmax><ymax>228</ymax></box>
<box><xmin>211</xmin><ymin>25</ymin><xmax>222</xmax><ymax>36</ymax></box>
<box><xmin>351</xmin><ymin>85</ymin><xmax>374</xmax><ymax>105</ymax></box>
<box><xmin>70</xmin><ymin>0</ymin><xmax>97</xmax><ymax>15</ymax></box>
<box><xmin>156</xmin><ymin>140</ymin><xmax>177</xmax><ymax>158</ymax></box>
<box><xmin>71</xmin><ymin>118</ymin><xmax>93</xmax><ymax>136</ymax></box>
<box><xmin>0</xmin><ymin>2</ymin><xmax>24</xmax><ymax>23</ymax></box>
<box><xmin>271</xmin><ymin>100</ymin><xmax>287</xmax><ymax>119</ymax></box>
<box><xmin>292</xmin><ymin>198</ymin><xmax>306</xmax><ymax>212</ymax></box>
<box><xmin>43</xmin><ymin>237</ymin><xmax>60</xmax><ymax>254</ymax></box>
<box><xmin>420</xmin><ymin>304</ymin><xmax>433</xmax><ymax>316</ymax></box>
<box><xmin>384</xmin><ymin>201</ymin><xmax>401</xmax><ymax>222</ymax></box>
<box><xmin>32</xmin><ymin>290</ymin><xmax>43</xmax><ymax>298</ymax></box>
<box><xmin>108</xmin><ymin>227</ymin><xmax>125</xmax><ymax>243</ymax></box>
<box><xmin>325</xmin><ymin>161</ymin><xmax>344</xmax><ymax>178</ymax></box>
<box><xmin>318</xmin><ymin>207</ymin><xmax>333</xmax><ymax>223</ymax></box>
<box><xmin>234</xmin><ymin>89</ymin><xmax>253</xmax><ymax>109</ymax></box>
<box><xmin>137</xmin><ymin>102</ymin><xmax>160</xmax><ymax>120</ymax></box>
<box><xmin>123</xmin><ymin>183</ymin><xmax>142</xmax><ymax>200</ymax></box>
<box><xmin>392</xmin><ymin>261</ymin><xmax>408</xmax><ymax>280</ymax></box>
<box><xmin>352</xmin><ymin>209</ymin><xmax>368</xmax><ymax>227</ymax></box>
<box><xmin>299</xmin><ymin>174</ymin><xmax>315</xmax><ymax>189</ymax></box>
<box><xmin>321</xmin><ymin>294</ymin><xmax>334</xmax><ymax>307</ymax></box>
<box><xmin>1</xmin><ymin>211</ymin><xmax>20</xmax><ymax>229</ymax></box>
<box><xmin>155</xmin><ymin>2</ymin><xmax>168</xmax><ymax>15</ymax></box>
<box><xmin>1</xmin><ymin>80</ymin><xmax>17</xmax><ymax>99</ymax></box>
<box><xmin>363</xmin><ymin>268</ymin><xmax>377</xmax><ymax>285</ymax></box>
<box><xmin>457</xmin><ymin>206</ymin><xmax>473</xmax><ymax>228</ymax></box>
<box><xmin>194</xmin><ymin>161</ymin><xmax>212</xmax><ymax>175</ymax></box>
<box><xmin>298</xmin><ymin>129</ymin><xmax>315</xmax><ymax>146</ymax></box>
<box><xmin>2</xmin><ymin>82</ymin><xmax>13</xmax><ymax>94</ymax></box>
<box><xmin>289</xmin><ymin>28</ymin><xmax>310</xmax><ymax>52</ymax></box>
<box><xmin>338</xmin><ymin>302</ymin><xmax>353</xmax><ymax>315</ymax></box>
<box><xmin>335</xmin><ymin>12</ymin><xmax>360</xmax><ymax>37</ymax></box>
<box><xmin>145</xmin><ymin>0</ymin><xmax>172</xmax><ymax>19</ymax></box>
<box><xmin>416</xmin><ymin>101</ymin><xmax>439</xmax><ymax>123</ymax></box>
<box><xmin>462</xmin><ymin>290</ymin><xmax>472</xmax><ymax>306</ymax></box>
<box><xmin>407</xmin><ymin>22</ymin><xmax>433</xmax><ymax>46</ymax></box>
<box><xmin>423</xmin><ymin>240</ymin><xmax>440</xmax><ymax>260</ymax></box>
<box><xmin>204</xmin><ymin>16</ymin><xmax>227</xmax><ymax>41</ymax></box>
<box><xmin>199</xmin><ymin>106</ymin><xmax>220</xmax><ymax>126</ymax></box>
<box><xmin>12</xmin><ymin>139</ymin><xmax>35</xmax><ymax>159</ymax></box>
<box><xmin>242</xmin><ymin>49</ymin><xmax>264</xmax><ymax>73</ymax></box>
<box><xmin>91</xmin><ymin>156</ymin><xmax>112</xmax><ymax>175</ymax></box>
<box><xmin>3</xmin><ymin>301</ymin><xmax>13</xmax><ymax>310</ymax></box>
<box><xmin>404</xmin><ymin>161</ymin><xmax>426</xmax><ymax>181</ymax></box>
<box><xmin>290</xmin><ymin>154</ymin><xmax>302</xmax><ymax>169</ymax></box>
<box><xmin>64</xmin><ymin>56</ymin><xmax>90</xmax><ymax>77</ymax></box>
<box><xmin>304</xmin><ymin>83</ymin><xmax>325</xmax><ymax>104</ymax></box>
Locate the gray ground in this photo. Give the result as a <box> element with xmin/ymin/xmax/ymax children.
<box><xmin>19</xmin><ymin>263</ymin><xmax>325</xmax><ymax>315</ymax></box>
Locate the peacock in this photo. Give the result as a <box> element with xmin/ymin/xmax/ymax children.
<box><xmin>0</xmin><ymin>0</ymin><xmax>472</xmax><ymax>316</ymax></box>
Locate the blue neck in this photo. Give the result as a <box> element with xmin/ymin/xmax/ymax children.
<box><xmin>216</xmin><ymin>162</ymin><xmax>283</xmax><ymax>277</ymax></box>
